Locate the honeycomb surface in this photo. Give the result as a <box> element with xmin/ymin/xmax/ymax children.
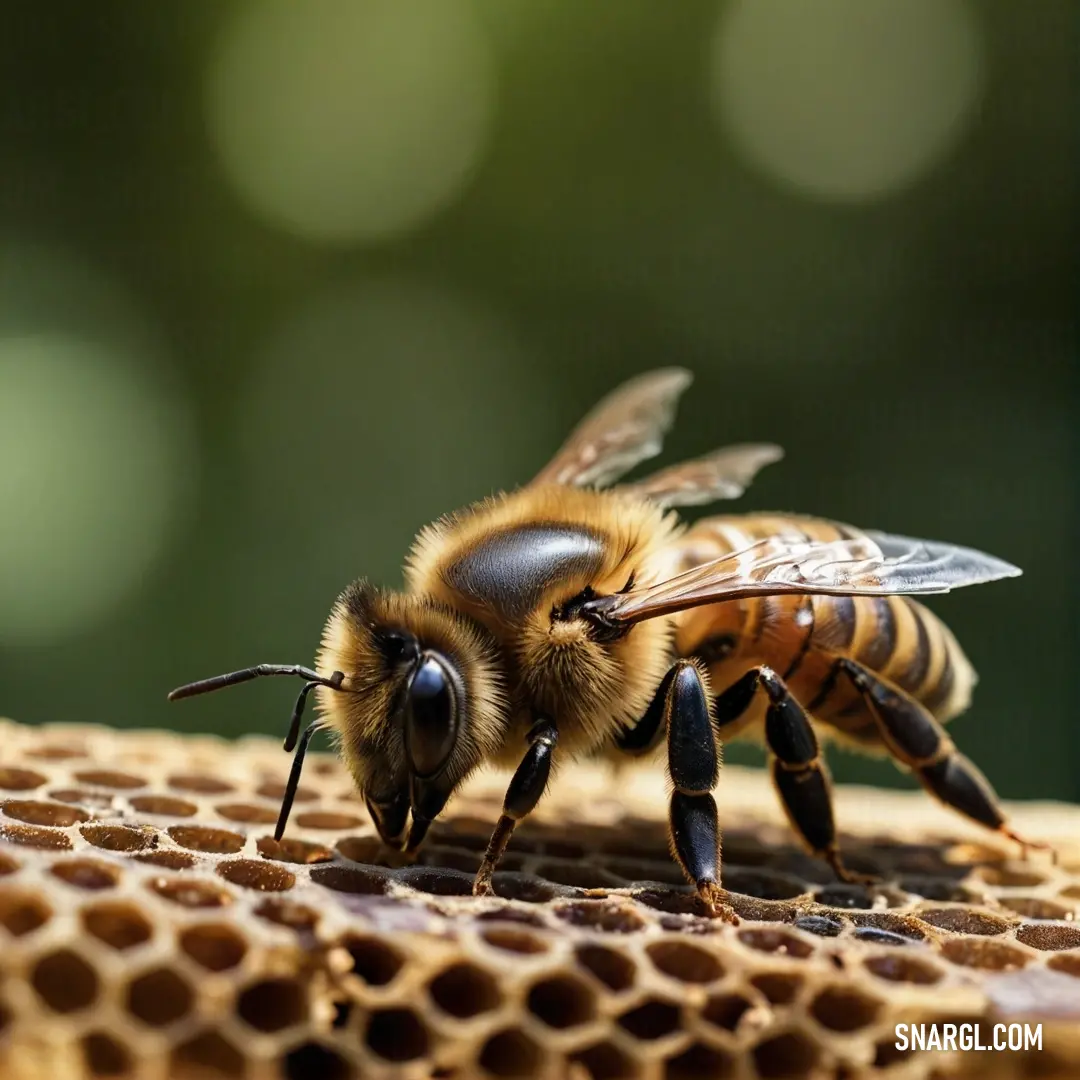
<box><xmin>1</xmin><ymin>718</ymin><xmax>1079</xmax><ymax>1080</ymax></box>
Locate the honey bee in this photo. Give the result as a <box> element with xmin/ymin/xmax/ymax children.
<box><xmin>170</xmin><ymin>369</ymin><xmax>1051</xmax><ymax>920</ymax></box>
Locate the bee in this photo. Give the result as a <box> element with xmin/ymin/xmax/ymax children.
<box><xmin>169</xmin><ymin>369</ymin><xmax>1051</xmax><ymax>920</ymax></box>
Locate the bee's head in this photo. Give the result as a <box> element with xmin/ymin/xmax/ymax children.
<box><xmin>166</xmin><ymin>580</ymin><xmax>505</xmax><ymax>850</ymax></box>
<box><xmin>315</xmin><ymin>580</ymin><xmax>505</xmax><ymax>851</ymax></box>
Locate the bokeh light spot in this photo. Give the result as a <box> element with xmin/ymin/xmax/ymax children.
<box><xmin>206</xmin><ymin>0</ymin><xmax>496</xmax><ymax>245</ymax></box>
<box><xmin>710</xmin><ymin>0</ymin><xmax>984</xmax><ymax>202</ymax></box>
<box><xmin>0</xmin><ymin>336</ymin><xmax>193</xmax><ymax>644</ymax></box>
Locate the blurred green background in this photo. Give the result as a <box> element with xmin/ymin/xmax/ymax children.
<box><xmin>0</xmin><ymin>0</ymin><xmax>1075</xmax><ymax>801</ymax></box>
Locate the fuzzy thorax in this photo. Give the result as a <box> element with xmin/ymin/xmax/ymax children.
<box><xmin>404</xmin><ymin>484</ymin><xmax>682</xmax><ymax>757</ymax></box>
<box><xmin>516</xmin><ymin>609</ymin><xmax>673</xmax><ymax>758</ymax></box>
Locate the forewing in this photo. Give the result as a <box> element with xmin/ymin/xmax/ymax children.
<box><xmin>591</xmin><ymin>530</ymin><xmax>1022</xmax><ymax>624</ymax></box>
<box><xmin>532</xmin><ymin>368</ymin><xmax>693</xmax><ymax>488</ymax></box>
<box><xmin>622</xmin><ymin>443</ymin><xmax>784</xmax><ymax>507</ymax></box>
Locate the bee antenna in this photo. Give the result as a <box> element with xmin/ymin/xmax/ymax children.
<box><xmin>167</xmin><ymin>663</ymin><xmax>344</xmax><ymax>703</ymax></box>
<box><xmin>275</xmin><ymin>719</ymin><xmax>324</xmax><ymax>842</ymax></box>
<box><xmin>168</xmin><ymin>665</ymin><xmax>348</xmax><ymax>836</ymax></box>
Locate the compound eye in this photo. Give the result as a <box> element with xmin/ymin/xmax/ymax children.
<box><xmin>403</xmin><ymin>653</ymin><xmax>458</xmax><ymax>779</ymax></box>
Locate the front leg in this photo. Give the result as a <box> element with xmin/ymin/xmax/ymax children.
<box><xmin>473</xmin><ymin>719</ymin><xmax>558</xmax><ymax>896</ymax></box>
<box><xmin>662</xmin><ymin>660</ymin><xmax>739</xmax><ymax>923</ymax></box>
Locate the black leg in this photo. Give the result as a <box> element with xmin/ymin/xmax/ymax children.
<box><xmin>716</xmin><ymin>665</ymin><xmax>871</xmax><ymax>883</ymax></box>
<box><xmin>759</xmin><ymin>666</ymin><xmax>874</xmax><ymax>883</ymax></box>
<box><xmin>713</xmin><ymin>668</ymin><xmax>760</xmax><ymax>733</ymax></box>
<box><xmin>837</xmin><ymin>659</ymin><xmax>1056</xmax><ymax>862</ymax></box>
<box><xmin>615</xmin><ymin>664</ymin><xmax>676</xmax><ymax>754</ymax></box>
<box><xmin>474</xmin><ymin>720</ymin><xmax>558</xmax><ymax>896</ymax></box>
<box><xmin>660</xmin><ymin>660</ymin><xmax>738</xmax><ymax>923</ymax></box>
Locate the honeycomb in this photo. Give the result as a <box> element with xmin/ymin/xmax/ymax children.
<box><xmin>1</xmin><ymin>718</ymin><xmax>1079</xmax><ymax>1080</ymax></box>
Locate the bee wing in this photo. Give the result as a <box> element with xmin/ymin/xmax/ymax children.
<box><xmin>532</xmin><ymin>368</ymin><xmax>693</xmax><ymax>488</ymax></box>
<box><xmin>620</xmin><ymin>443</ymin><xmax>784</xmax><ymax>507</ymax></box>
<box><xmin>589</xmin><ymin>530</ymin><xmax>1022</xmax><ymax>625</ymax></box>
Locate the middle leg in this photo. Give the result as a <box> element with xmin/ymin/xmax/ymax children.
<box><xmin>713</xmin><ymin>665</ymin><xmax>875</xmax><ymax>883</ymax></box>
<box><xmin>653</xmin><ymin>659</ymin><xmax>739</xmax><ymax>923</ymax></box>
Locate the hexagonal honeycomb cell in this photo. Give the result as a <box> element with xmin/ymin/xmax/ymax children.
<box><xmin>1</xmin><ymin>717</ymin><xmax>1079</xmax><ymax>1080</ymax></box>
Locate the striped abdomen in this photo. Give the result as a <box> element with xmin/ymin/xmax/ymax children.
<box><xmin>670</xmin><ymin>515</ymin><xmax>977</xmax><ymax>749</ymax></box>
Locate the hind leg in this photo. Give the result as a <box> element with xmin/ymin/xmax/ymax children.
<box><xmin>836</xmin><ymin>659</ymin><xmax>1056</xmax><ymax>862</ymax></box>
<box><xmin>714</xmin><ymin>666</ymin><xmax>875</xmax><ymax>884</ymax></box>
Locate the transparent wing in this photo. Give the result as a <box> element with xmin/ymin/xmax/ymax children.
<box><xmin>621</xmin><ymin>444</ymin><xmax>784</xmax><ymax>507</ymax></box>
<box><xmin>586</xmin><ymin>529</ymin><xmax>1022</xmax><ymax>625</ymax></box>
<box><xmin>532</xmin><ymin>368</ymin><xmax>693</xmax><ymax>488</ymax></box>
